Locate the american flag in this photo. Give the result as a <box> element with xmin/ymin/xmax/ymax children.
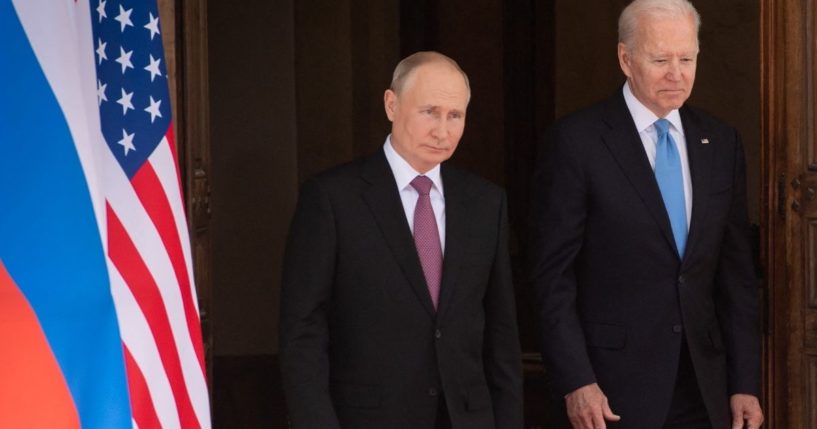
<box><xmin>92</xmin><ymin>0</ymin><xmax>210</xmax><ymax>428</ymax></box>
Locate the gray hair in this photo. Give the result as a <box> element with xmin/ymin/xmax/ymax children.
<box><xmin>618</xmin><ymin>0</ymin><xmax>701</xmax><ymax>49</ymax></box>
<box><xmin>390</xmin><ymin>51</ymin><xmax>471</xmax><ymax>96</ymax></box>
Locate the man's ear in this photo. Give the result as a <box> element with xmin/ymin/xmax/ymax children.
<box><xmin>384</xmin><ymin>89</ymin><xmax>397</xmax><ymax>121</ymax></box>
<box><xmin>618</xmin><ymin>43</ymin><xmax>634</xmax><ymax>78</ymax></box>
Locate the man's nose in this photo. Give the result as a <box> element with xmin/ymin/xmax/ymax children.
<box><xmin>666</xmin><ymin>60</ymin><xmax>682</xmax><ymax>80</ymax></box>
<box><xmin>431</xmin><ymin>119</ymin><xmax>448</xmax><ymax>139</ymax></box>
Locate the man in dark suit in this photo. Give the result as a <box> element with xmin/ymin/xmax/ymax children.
<box><xmin>529</xmin><ymin>1</ymin><xmax>764</xmax><ymax>428</ymax></box>
<box><xmin>280</xmin><ymin>51</ymin><xmax>523</xmax><ymax>429</ymax></box>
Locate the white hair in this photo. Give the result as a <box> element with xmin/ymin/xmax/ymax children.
<box><xmin>618</xmin><ymin>0</ymin><xmax>701</xmax><ymax>49</ymax></box>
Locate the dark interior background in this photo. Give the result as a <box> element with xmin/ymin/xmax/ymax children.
<box><xmin>205</xmin><ymin>1</ymin><xmax>759</xmax><ymax>426</ymax></box>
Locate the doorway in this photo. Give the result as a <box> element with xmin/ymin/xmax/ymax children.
<box><xmin>161</xmin><ymin>0</ymin><xmax>815</xmax><ymax>427</ymax></box>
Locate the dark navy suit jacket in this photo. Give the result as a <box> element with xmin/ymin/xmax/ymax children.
<box><xmin>529</xmin><ymin>90</ymin><xmax>761</xmax><ymax>428</ymax></box>
<box><xmin>280</xmin><ymin>149</ymin><xmax>523</xmax><ymax>429</ymax></box>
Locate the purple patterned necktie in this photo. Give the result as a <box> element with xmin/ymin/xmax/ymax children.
<box><xmin>411</xmin><ymin>175</ymin><xmax>442</xmax><ymax>310</ymax></box>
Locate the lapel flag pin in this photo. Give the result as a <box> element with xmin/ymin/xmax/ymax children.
<box><xmin>701</xmin><ymin>138</ymin><xmax>710</xmax><ymax>144</ymax></box>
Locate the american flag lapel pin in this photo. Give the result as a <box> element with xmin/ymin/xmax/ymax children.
<box><xmin>701</xmin><ymin>138</ymin><xmax>710</xmax><ymax>144</ymax></box>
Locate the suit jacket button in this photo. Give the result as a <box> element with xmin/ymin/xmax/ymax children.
<box><xmin>673</xmin><ymin>324</ymin><xmax>683</xmax><ymax>333</ymax></box>
<box><xmin>435</xmin><ymin>329</ymin><xmax>442</xmax><ymax>339</ymax></box>
<box><xmin>428</xmin><ymin>388</ymin><xmax>439</xmax><ymax>396</ymax></box>
<box><xmin>678</xmin><ymin>275</ymin><xmax>686</xmax><ymax>285</ymax></box>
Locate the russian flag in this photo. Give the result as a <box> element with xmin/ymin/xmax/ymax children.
<box><xmin>0</xmin><ymin>1</ymin><xmax>210</xmax><ymax>428</ymax></box>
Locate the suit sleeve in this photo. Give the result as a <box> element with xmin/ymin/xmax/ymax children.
<box><xmin>715</xmin><ymin>131</ymin><xmax>762</xmax><ymax>396</ymax></box>
<box><xmin>483</xmin><ymin>192</ymin><xmax>524</xmax><ymax>428</ymax></box>
<box><xmin>279</xmin><ymin>177</ymin><xmax>341</xmax><ymax>429</ymax></box>
<box><xmin>528</xmin><ymin>125</ymin><xmax>597</xmax><ymax>397</ymax></box>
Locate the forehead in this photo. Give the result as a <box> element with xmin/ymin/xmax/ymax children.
<box><xmin>401</xmin><ymin>62</ymin><xmax>469</xmax><ymax>104</ymax></box>
<box><xmin>635</xmin><ymin>13</ymin><xmax>698</xmax><ymax>53</ymax></box>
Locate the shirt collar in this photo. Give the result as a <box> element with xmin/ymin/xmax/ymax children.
<box><xmin>622</xmin><ymin>81</ymin><xmax>684</xmax><ymax>136</ymax></box>
<box><xmin>383</xmin><ymin>135</ymin><xmax>443</xmax><ymax>195</ymax></box>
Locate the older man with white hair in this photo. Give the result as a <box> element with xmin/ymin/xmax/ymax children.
<box><xmin>529</xmin><ymin>0</ymin><xmax>764</xmax><ymax>428</ymax></box>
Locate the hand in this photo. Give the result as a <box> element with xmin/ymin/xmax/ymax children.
<box><xmin>730</xmin><ymin>394</ymin><xmax>764</xmax><ymax>429</ymax></box>
<box><xmin>565</xmin><ymin>383</ymin><xmax>621</xmax><ymax>429</ymax></box>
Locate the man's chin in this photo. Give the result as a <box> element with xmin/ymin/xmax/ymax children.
<box><xmin>661</xmin><ymin>95</ymin><xmax>688</xmax><ymax>108</ymax></box>
<box><xmin>422</xmin><ymin>148</ymin><xmax>452</xmax><ymax>158</ymax></box>
<box><xmin>422</xmin><ymin>154</ymin><xmax>452</xmax><ymax>166</ymax></box>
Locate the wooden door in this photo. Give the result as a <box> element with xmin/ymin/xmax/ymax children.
<box><xmin>762</xmin><ymin>0</ymin><xmax>817</xmax><ymax>427</ymax></box>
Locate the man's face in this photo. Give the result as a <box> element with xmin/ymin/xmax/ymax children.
<box><xmin>384</xmin><ymin>62</ymin><xmax>469</xmax><ymax>173</ymax></box>
<box><xmin>618</xmin><ymin>13</ymin><xmax>698</xmax><ymax>118</ymax></box>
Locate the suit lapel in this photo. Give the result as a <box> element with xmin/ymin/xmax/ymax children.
<box><xmin>435</xmin><ymin>165</ymin><xmax>470</xmax><ymax>321</ymax></box>
<box><xmin>680</xmin><ymin>107</ymin><xmax>714</xmax><ymax>263</ymax></box>
<box><xmin>599</xmin><ymin>94</ymin><xmax>679</xmax><ymax>257</ymax></box>
<box><xmin>361</xmin><ymin>151</ymin><xmax>437</xmax><ymax>317</ymax></box>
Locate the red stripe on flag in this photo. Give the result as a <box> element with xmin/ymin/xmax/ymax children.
<box><xmin>107</xmin><ymin>203</ymin><xmax>200</xmax><ymax>429</ymax></box>
<box><xmin>123</xmin><ymin>345</ymin><xmax>163</xmax><ymax>429</ymax></box>
<box><xmin>132</xmin><ymin>160</ymin><xmax>206</xmax><ymax>375</ymax></box>
<box><xmin>164</xmin><ymin>127</ymin><xmax>185</xmax><ymax>200</ymax></box>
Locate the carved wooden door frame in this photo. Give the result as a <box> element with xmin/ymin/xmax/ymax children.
<box><xmin>761</xmin><ymin>0</ymin><xmax>817</xmax><ymax>427</ymax></box>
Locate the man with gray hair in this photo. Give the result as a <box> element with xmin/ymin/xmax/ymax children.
<box><xmin>280</xmin><ymin>51</ymin><xmax>523</xmax><ymax>428</ymax></box>
<box><xmin>529</xmin><ymin>0</ymin><xmax>764</xmax><ymax>428</ymax></box>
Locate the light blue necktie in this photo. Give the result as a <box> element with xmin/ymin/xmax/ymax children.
<box><xmin>654</xmin><ymin>119</ymin><xmax>688</xmax><ymax>256</ymax></box>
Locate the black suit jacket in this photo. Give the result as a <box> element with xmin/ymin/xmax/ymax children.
<box><xmin>529</xmin><ymin>91</ymin><xmax>761</xmax><ymax>429</ymax></box>
<box><xmin>280</xmin><ymin>149</ymin><xmax>523</xmax><ymax>429</ymax></box>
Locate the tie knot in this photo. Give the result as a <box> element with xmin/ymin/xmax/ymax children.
<box><xmin>411</xmin><ymin>175</ymin><xmax>433</xmax><ymax>196</ymax></box>
<box><xmin>654</xmin><ymin>118</ymin><xmax>671</xmax><ymax>137</ymax></box>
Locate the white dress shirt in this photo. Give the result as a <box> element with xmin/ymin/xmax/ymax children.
<box><xmin>622</xmin><ymin>82</ymin><xmax>693</xmax><ymax>227</ymax></box>
<box><xmin>383</xmin><ymin>136</ymin><xmax>446</xmax><ymax>252</ymax></box>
